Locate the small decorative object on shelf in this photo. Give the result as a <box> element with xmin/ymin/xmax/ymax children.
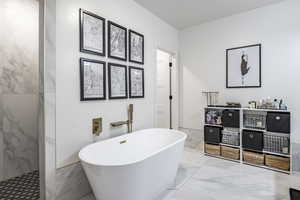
<box><xmin>202</xmin><ymin>91</ymin><xmax>219</xmax><ymax>106</ymax></box>
<box><xmin>248</xmin><ymin>101</ymin><xmax>257</xmax><ymax>109</ymax></box>
<box><xmin>249</xmin><ymin>97</ymin><xmax>288</xmax><ymax>110</ymax></box>
<box><xmin>205</xmin><ymin>109</ymin><xmax>222</xmax><ymax>125</ymax></box>
<box><xmin>226</xmin><ymin>102</ymin><xmax>241</xmax><ymax>108</ymax></box>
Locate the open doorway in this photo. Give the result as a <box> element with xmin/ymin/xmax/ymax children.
<box><xmin>155</xmin><ymin>49</ymin><xmax>178</xmax><ymax>129</ymax></box>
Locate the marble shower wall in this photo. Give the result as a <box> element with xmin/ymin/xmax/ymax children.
<box><xmin>0</xmin><ymin>0</ymin><xmax>39</xmax><ymax>181</ymax></box>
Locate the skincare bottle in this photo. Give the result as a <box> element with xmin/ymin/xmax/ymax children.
<box><xmin>273</xmin><ymin>99</ymin><xmax>279</xmax><ymax>109</ymax></box>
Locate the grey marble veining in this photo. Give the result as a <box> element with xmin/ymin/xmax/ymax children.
<box><xmin>55</xmin><ymin>163</ymin><xmax>92</xmax><ymax>200</ymax></box>
<box><xmin>0</xmin><ymin>0</ymin><xmax>39</xmax><ymax>96</ymax></box>
<box><xmin>0</xmin><ymin>129</ymin><xmax>3</xmax><ymax>181</ymax></box>
<box><xmin>41</xmin><ymin>0</ymin><xmax>57</xmax><ymax>198</ymax></box>
<box><xmin>80</xmin><ymin>194</ymin><xmax>96</xmax><ymax>200</ymax></box>
<box><xmin>292</xmin><ymin>142</ymin><xmax>300</xmax><ymax>172</ymax></box>
<box><xmin>1</xmin><ymin>95</ymin><xmax>39</xmax><ymax>180</ymax></box>
<box><xmin>0</xmin><ymin>0</ymin><xmax>39</xmax><ymax>182</ymax></box>
<box><xmin>0</xmin><ymin>47</ymin><xmax>38</xmax><ymax>95</ymax></box>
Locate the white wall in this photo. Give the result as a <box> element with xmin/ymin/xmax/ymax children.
<box><xmin>56</xmin><ymin>0</ymin><xmax>178</xmax><ymax>167</ymax></box>
<box><xmin>179</xmin><ymin>0</ymin><xmax>300</xmax><ymax>143</ymax></box>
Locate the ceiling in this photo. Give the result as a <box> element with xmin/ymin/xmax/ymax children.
<box><xmin>133</xmin><ymin>0</ymin><xmax>285</xmax><ymax>29</ymax></box>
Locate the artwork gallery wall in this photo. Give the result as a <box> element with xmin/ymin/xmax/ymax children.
<box><xmin>56</xmin><ymin>0</ymin><xmax>179</xmax><ymax>168</ymax></box>
<box><xmin>179</xmin><ymin>0</ymin><xmax>300</xmax><ymax>170</ymax></box>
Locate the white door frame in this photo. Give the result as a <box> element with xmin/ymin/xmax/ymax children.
<box><xmin>154</xmin><ymin>48</ymin><xmax>179</xmax><ymax>129</ymax></box>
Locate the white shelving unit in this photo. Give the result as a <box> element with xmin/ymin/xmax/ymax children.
<box><xmin>204</xmin><ymin>107</ymin><xmax>291</xmax><ymax>174</ymax></box>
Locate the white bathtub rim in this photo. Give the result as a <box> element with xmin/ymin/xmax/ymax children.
<box><xmin>79</xmin><ymin>128</ymin><xmax>187</xmax><ymax>167</ymax></box>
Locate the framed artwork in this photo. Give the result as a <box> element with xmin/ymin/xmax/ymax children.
<box><xmin>129</xmin><ymin>30</ymin><xmax>144</xmax><ymax>64</ymax></box>
<box><xmin>80</xmin><ymin>9</ymin><xmax>106</xmax><ymax>56</ymax></box>
<box><xmin>80</xmin><ymin>58</ymin><xmax>106</xmax><ymax>101</ymax></box>
<box><xmin>108</xmin><ymin>63</ymin><xmax>128</xmax><ymax>99</ymax></box>
<box><xmin>129</xmin><ymin>66</ymin><xmax>144</xmax><ymax>98</ymax></box>
<box><xmin>226</xmin><ymin>44</ymin><xmax>261</xmax><ymax>88</ymax></box>
<box><xmin>108</xmin><ymin>21</ymin><xmax>127</xmax><ymax>61</ymax></box>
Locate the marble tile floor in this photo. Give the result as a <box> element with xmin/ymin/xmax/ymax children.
<box><xmin>0</xmin><ymin>170</ymin><xmax>39</xmax><ymax>200</ymax></box>
<box><xmin>81</xmin><ymin>147</ymin><xmax>300</xmax><ymax>200</ymax></box>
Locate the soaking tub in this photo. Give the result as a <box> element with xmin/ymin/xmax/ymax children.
<box><xmin>79</xmin><ymin>128</ymin><xmax>186</xmax><ymax>200</ymax></box>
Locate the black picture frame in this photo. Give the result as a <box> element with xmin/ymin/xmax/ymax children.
<box><xmin>108</xmin><ymin>63</ymin><xmax>128</xmax><ymax>99</ymax></box>
<box><xmin>129</xmin><ymin>30</ymin><xmax>144</xmax><ymax>64</ymax></box>
<box><xmin>80</xmin><ymin>58</ymin><xmax>106</xmax><ymax>101</ymax></box>
<box><xmin>226</xmin><ymin>44</ymin><xmax>261</xmax><ymax>88</ymax></box>
<box><xmin>129</xmin><ymin>66</ymin><xmax>144</xmax><ymax>98</ymax></box>
<box><xmin>80</xmin><ymin>9</ymin><xmax>106</xmax><ymax>56</ymax></box>
<box><xmin>108</xmin><ymin>21</ymin><xmax>127</xmax><ymax>61</ymax></box>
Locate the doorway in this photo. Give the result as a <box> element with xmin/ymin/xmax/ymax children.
<box><xmin>155</xmin><ymin>49</ymin><xmax>178</xmax><ymax>129</ymax></box>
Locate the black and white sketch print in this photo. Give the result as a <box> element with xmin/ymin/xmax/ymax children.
<box><xmin>80</xmin><ymin>58</ymin><xmax>106</xmax><ymax>101</ymax></box>
<box><xmin>129</xmin><ymin>30</ymin><xmax>144</xmax><ymax>64</ymax></box>
<box><xmin>108</xmin><ymin>63</ymin><xmax>128</xmax><ymax>99</ymax></box>
<box><xmin>129</xmin><ymin>66</ymin><xmax>144</xmax><ymax>98</ymax></box>
<box><xmin>80</xmin><ymin>9</ymin><xmax>106</xmax><ymax>56</ymax></box>
<box><xmin>226</xmin><ymin>44</ymin><xmax>261</xmax><ymax>88</ymax></box>
<box><xmin>108</xmin><ymin>21</ymin><xmax>127</xmax><ymax>61</ymax></box>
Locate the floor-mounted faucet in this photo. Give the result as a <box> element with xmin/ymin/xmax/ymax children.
<box><xmin>110</xmin><ymin>104</ymin><xmax>133</xmax><ymax>133</ymax></box>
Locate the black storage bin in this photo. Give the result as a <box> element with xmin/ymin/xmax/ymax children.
<box><xmin>266</xmin><ymin>112</ymin><xmax>290</xmax><ymax>133</ymax></box>
<box><xmin>290</xmin><ymin>188</ymin><xmax>300</xmax><ymax>200</ymax></box>
<box><xmin>204</xmin><ymin>126</ymin><xmax>222</xmax><ymax>144</ymax></box>
<box><xmin>242</xmin><ymin>130</ymin><xmax>264</xmax><ymax>151</ymax></box>
<box><xmin>222</xmin><ymin>109</ymin><xmax>240</xmax><ymax>128</ymax></box>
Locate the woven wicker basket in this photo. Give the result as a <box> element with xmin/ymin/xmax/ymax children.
<box><xmin>243</xmin><ymin>151</ymin><xmax>264</xmax><ymax>165</ymax></box>
<box><xmin>221</xmin><ymin>146</ymin><xmax>240</xmax><ymax>160</ymax></box>
<box><xmin>265</xmin><ymin>154</ymin><xmax>290</xmax><ymax>171</ymax></box>
<box><xmin>205</xmin><ymin>144</ymin><xmax>220</xmax><ymax>156</ymax></box>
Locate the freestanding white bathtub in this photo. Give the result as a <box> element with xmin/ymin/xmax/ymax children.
<box><xmin>79</xmin><ymin>128</ymin><xmax>186</xmax><ymax>200</ymax></box>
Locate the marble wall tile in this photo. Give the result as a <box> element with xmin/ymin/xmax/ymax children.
<box><xmin>0</xmin><ymin>0</ymin><xmax>39</xmax><ymax>95</ymax></box>
<box><xmin>292</xmin><ymin>142</ymin><xmax>300</xmax><ymax>172</ymax></box>
<box><xmin>41</xmin><ymin>0</ymin><xmax>57</xmax><ymax>199</ymax></box>
<box><xmin>0</xmin><ymin>128</ymin><xmax>3</xmax><ymax>181</ymax></box>
<box><xmin>45</xmin><ymin>93</ymin><xmax>57</xmax><ymax>200</ymax></box>
<box><xmin>1</xmin><ymin>94</ymin><xmax>39</xmax><ymax>180</ymax></box>
<box><xmin>0</xmin><ymin>0</ymin><xmax>39</xmax><ymax>183</ymax></box>
<box><xmin>80</xmin><ymin>194</ymin><xmax>96</xmax><ymax>200</ymax></box>
<box><xmin>55</xmin><ymin>163</ymin><xmax>92</xmax><ymax>200</ymax></box>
